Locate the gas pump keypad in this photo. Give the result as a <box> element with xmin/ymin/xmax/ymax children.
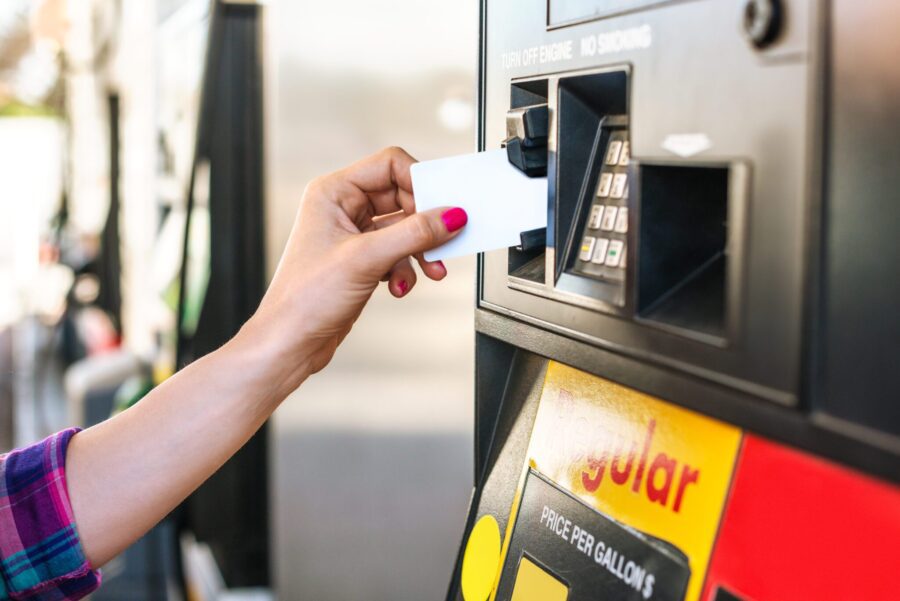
<box><xmin>572</xmin><ymin>128</ymin><xmax>630</xmax><ymax>282</ymax></box>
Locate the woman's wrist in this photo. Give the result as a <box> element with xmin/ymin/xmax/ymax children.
<box><xmin>226</xmin><ymin>312</ymin><xmax>317</xmax><ymax>407</ymax></box>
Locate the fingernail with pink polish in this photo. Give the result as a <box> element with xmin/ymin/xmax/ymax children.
<box><xmin>436</xmin><ymin>260</ymin><xmax>446</xmax><ymax>273</ymax></box>
<box><xmin>441</xmin><ymin>207</ymin><xmax>468</xmax><ymax>233</ymax></box>
<box><xmin>397</xmin><ymin>280</ymin><xmax>409</xmax><ymax>296</ymax></box>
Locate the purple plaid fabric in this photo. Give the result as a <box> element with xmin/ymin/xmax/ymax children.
<box><xmin>0</xmin><ymin>429</ymin><xmax>100</xmax><ymax>600</ymax></box>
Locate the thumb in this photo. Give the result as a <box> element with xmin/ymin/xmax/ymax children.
<box><xmin>358</xmin><ymin>206</ymin><xmax>467</xmax><ymax>273</ymax></box>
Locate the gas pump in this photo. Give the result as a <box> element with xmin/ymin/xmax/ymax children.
<box><xmin>449</xmin><ymin>1</ymin><xmax>900</xmax><ymax>600</ymax></box>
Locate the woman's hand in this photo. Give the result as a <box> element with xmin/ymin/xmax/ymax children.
<box><xmin>239</xmin><ymin>146</ymin><xmax>467</xmax><ymax>397</ymax></box>
<box><xmin>66</xmin><ymin>147</ymin><xmax>466</xmax><ymax>568</ymax></box>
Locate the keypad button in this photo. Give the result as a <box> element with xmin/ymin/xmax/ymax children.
<box><xmin>600</xmin><ymin>206</ymin><xmax>618</xmax><ymax>231</ymax></box>
<box><xmin>588</xmin><ymin>205</ymin><xmax>603</xmax><ymax>229</ymax></box>
<box><xmin>618</xmin><ymin>141</ymin><xmax>630</xmax><ymax>166</ymax></box>
<box><xmin>579</xmin><ymin>237</ymin><xmax>596</xmax><ymax>262</ymax></box>
<box><xmin>605</xmin><ymin>140</ymin><xmax>623</xmax><ymax>165</ymax></box>
<box><xmin>605</xmin><ymin>240</ymin><xmax>624</xmax><ymax>267</ymax></box>
<box><xmin>596</xmin><ymin>173</ymin><xmax>613</xmax><ymax>197</ymax></box>
<box><xmin>618</xmin><ymin>246</ymin><xmax>627</xmax><ymax>268</ymax></box>
<box><xmin>611</xmin><ymin>174</ymin><xmax>628</xmax><ymax>199</ymax></box>
<box><xmin>614</xmin><ymin>207</ymin><xmax>629</xmax><ymax>233</ymax></box>
<box><xmin>591</xmin><ymin>238</ymin><xmax>610</xmax><ymax>264</ymax></box>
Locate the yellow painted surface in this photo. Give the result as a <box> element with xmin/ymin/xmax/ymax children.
<box><xmin>511</xmin><ymin>361</ymin><xmax>742</xmax><ymax>601</ymax></box>
<box><xmin>510</xmin><ymin>556</ymin><xmax>569</xmax><ymax>601</ymax></box>
<box><xmin>462</xmin><ymin>515</ymin><xmax>502</xmax><ymax>601</ymax></box>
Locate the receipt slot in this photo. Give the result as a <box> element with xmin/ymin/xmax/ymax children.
<box><xmin>449</xmin><ymin>1</ymin><xmax>900</xmax><ymax>600</ymax></box>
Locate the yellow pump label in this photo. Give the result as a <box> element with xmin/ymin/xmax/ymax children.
<box><xmin>507</xmin><ymin>362</ymin><xmax>742</xmax><ymax>601</ymax></box>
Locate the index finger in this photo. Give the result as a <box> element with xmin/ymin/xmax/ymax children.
<box><xmin>336</xmin><ymin>146</ymin><xmax>417</xmax><ymax>216</ymax></box>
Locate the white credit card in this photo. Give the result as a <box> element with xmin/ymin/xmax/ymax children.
<box><xmin>410</xmin><ymin>149</ymin><xmax>548</xmax><ymax>262</ymax></box>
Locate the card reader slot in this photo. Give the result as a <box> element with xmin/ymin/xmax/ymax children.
<box><xmin>508</xmin><ymin>79</ymin><xmax>549</xmax><ymax>284</ymax></box>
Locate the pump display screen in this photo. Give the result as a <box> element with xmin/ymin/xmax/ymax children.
<box><xmin>549</xmin><ymin>0</ymin><xmax>668</xmax><ymax>26</ymax></box>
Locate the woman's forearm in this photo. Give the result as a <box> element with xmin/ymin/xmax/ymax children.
<box><xmin>65</xmin><ymin>324</ymin><xmax>307</xmax><ymax>568</ymax></box>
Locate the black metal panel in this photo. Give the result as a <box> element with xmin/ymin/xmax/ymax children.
<box><xmin>494</xmin><ymin>471</ymin><xmax>690</xmax><ymax>601</ymax></box>
<box><xmin>176</xmin><ymin>1</ymin><xmax>269</xmax><ymax>588</ymax></box>
<box><xmin>816</xmin><ymin>0</ymin><xmax>900</xmax><ymax>436</ymax></box>
<box><xmin>474</xmin><ymin>332</ymin><xmax>517</xmax><ymax>484</ymax></box>
<box><xmin>447</xmin><ymin>348</ymin><xmax>548</xmax><ymax>601</ymax></box>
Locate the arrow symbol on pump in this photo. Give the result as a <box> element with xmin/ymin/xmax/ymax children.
<box><xmin>661</xmin><ymin>133</ymin><xmax>713</xmax><ymax>157</ymax></box>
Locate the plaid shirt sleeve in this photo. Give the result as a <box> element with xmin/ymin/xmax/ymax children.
<box><xmin>0</xmin><ymin>429</ymin><xmax>101</xmax><ymax>600</ymax></box>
